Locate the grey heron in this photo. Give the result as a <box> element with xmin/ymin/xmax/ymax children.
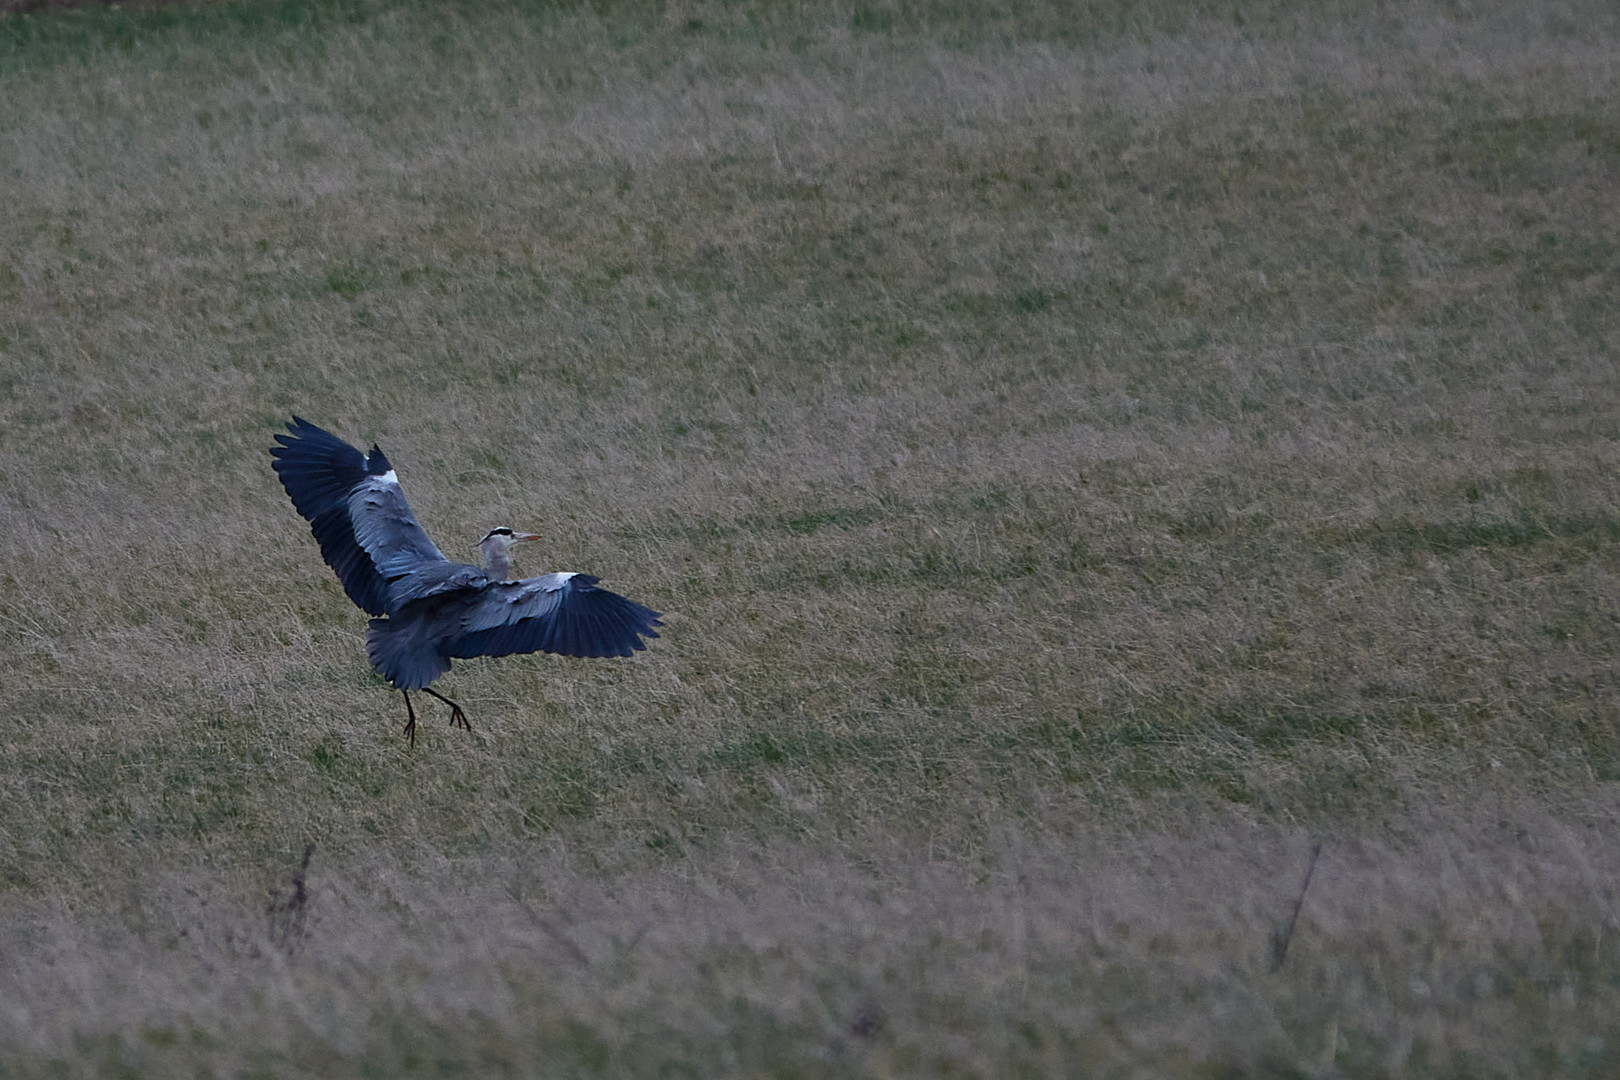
<box><xmin>271</xmin><ymin>416</ymin><xmax>662</xmax><ymax>746</ymax></box>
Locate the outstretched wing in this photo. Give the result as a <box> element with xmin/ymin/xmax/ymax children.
<box><xmin>270</xmin><ymin>416</ymin><xmax>449</xmax><ymax>616</ymax></box>
<box><xmin>443</xmin><ymin>573</ymin><xmax>663</xmax><ymax>660</ymax></box>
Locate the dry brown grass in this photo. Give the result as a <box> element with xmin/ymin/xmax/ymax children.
<box><xmin>5</xmin><ymin>810</ymin><xmax>1620</xmax><ymax>1076</ymax></box>
<box><xmin>1</xmin><ymin>0</ymin><xmax>1619</xmax><ymax>1074</ymax></box>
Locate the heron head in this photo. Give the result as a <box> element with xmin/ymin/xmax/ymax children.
<box><xmin>479</xmin><ymin>526</ymin><xmax>541</xmax><ymax>551</ymax></box>
<box><xmin>479</xmin><ymin>527</ymin><xmax>540</xmax><ymax>579</ymax></box>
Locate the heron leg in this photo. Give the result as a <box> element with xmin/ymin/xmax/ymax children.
<box><xmin>421</xmin><ymin>687</ymin><xmax>472</xmax><ymax>732</ymax></box>
<box><xmin>401</xmin><ymin>690</ymin><xmax>419</xmax><ymax>748</ymax></box>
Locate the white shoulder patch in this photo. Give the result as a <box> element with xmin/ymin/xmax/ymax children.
<box><xmin>536</xmin><ymin>572</ymin><xmax>577</xmax><ymax>592</ymax></box>
<box><xmin>377</xmin><ymin>469</ymin><xmax>398</xmax><ymax>486</ymax></box>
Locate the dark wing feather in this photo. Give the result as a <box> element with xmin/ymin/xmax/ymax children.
<box><xmin>270</xmin><ymin>416</ymin><xmax>449</xmax><ymax>616</ymax></box>
<box><xmin>443</xmin><ymin>573</ymin><xmax>663</xmax><ymax>661</ymax></box>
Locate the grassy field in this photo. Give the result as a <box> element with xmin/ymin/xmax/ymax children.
<box><xmin>1</xmin><ymin>0</ymin><xmax>1618</xmax><ymax>1074</ymax></box>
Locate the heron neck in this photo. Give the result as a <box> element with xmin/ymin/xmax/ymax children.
<box><xmin>483</xmin><ymin>544</ymin><xmax>514</xmax><ymax>581</ymax></box>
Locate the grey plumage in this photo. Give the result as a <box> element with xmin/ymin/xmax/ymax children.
<box><xmin>271</xmin><ymin>416</ymin><xmax>662</xmax><ymax>745</ymax></box>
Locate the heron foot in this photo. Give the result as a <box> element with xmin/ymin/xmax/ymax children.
<box><xmin>401</xmin><ymin>690</ymin><xmax>419</xmax><ymax>748</ymax></box>
<box><xmin>422</xmin><ymin>688</ymin><xmax>473</xmax><ymax>733</ymax></box>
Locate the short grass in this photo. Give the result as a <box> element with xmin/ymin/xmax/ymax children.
<box><xmin>1</xmin><ymin>0</ymin><xmax>1618</xmax><ymax>1074</ymax></box>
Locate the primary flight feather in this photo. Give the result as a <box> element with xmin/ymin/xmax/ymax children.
<box><xmin>271</xmin><ymin>416</ymin><xmax>662</xmax><ymax>745</ymax></box>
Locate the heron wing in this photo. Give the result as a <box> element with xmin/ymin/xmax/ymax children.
<box><xmin>271</xmin><ymin>416</ymin><xmax>448</xmax><ymax>616</ymax></box>
<box><xmin>442</xmin><ymin>573</ymin><xmax>663</xmax><ymax>660</ymax></box>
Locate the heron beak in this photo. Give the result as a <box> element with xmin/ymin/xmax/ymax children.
<box><xmin>513</xmin><ymin>532</ymin><xmax>542</xmax><ymax>543</ymax></box>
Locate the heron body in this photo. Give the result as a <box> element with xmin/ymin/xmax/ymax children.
<box><xmin>271</xmin><ymin>416</ymin><xmax>662</xmax><ymax>745</ymax></box>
